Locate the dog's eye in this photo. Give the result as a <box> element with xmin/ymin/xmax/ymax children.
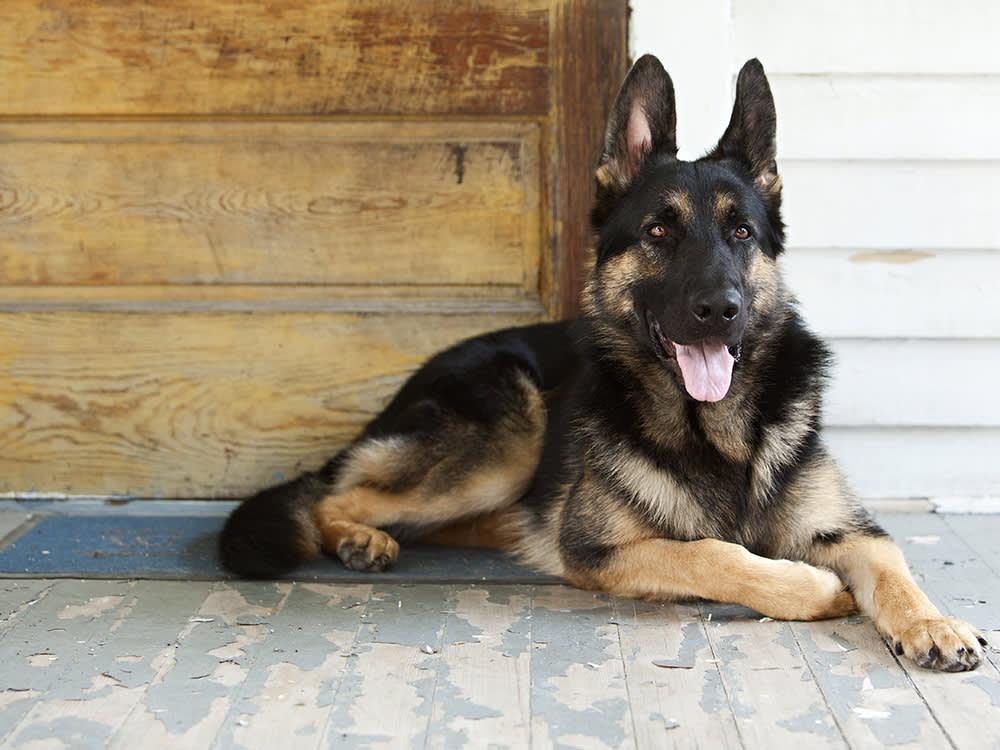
<box><xmin>647</xmin><ymin>224</ymin><xmax>667</xmax><ymax>239</ymax></box>
<box><xmin>734</xmin><ymin>224</ymin><xmax>752</xmax><ymax>241</ymax></box>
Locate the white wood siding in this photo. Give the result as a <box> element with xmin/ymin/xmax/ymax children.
<box><xmin>632</xmin><ymin>0</ymin><xmax>1000</xmax><ymax>504</ymax></box>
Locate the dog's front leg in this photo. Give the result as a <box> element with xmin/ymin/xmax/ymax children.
<box><xmin>567</xmin><ymin>537</ymin><xmax>855</xmax><ymax>621</ymax></box>
<box><xmin>809</xmin><ymin>534</ymin><xmax>986</xmax><ymax>671</ymax></box>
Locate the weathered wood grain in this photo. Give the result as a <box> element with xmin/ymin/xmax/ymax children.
<box><xmin>0</xmin><ymin>578</ymin><xmax>53</xmax><ymax>643</ymax></box>
<box><xmin>879</xmin><ymin>513</ymin><xmax>1000</xmax><ymax>634</ymax></box>
<box><xmin>700</xmin><ymin>604</ymin><xmax>846</xmax><ymax>749</ymax></box>
<box><xmin>0</xmin><ymin>121</ymin><xmax>541</xmax><ymax>291</ymax></box>
<box><xmin>0</xmin><ymin>0</ymin><xmax>628</xmax><ymax>500</ymax></box>
<box><xmin>213</xmin><ymin>582</ymin><xmax>371</xmax><ymax>750</ymax></box>
<box><xmin>426</xmin><ymin>587</ymin><xmax>533</xmax><ymax>748</ymax></box>
<box><xmin>0</xmin><ymin>0</ymin><xmax>550</xmax><ymax>115</ymax></box>
<box><xmin>0</xmin><ymin>560</ymin><xmax>997</xmax><ymax>749</ymax></box>
<box><xmin>613</xmin><ymin>598</ymin><xmax>743</xmax><ymax>749</ymax></box>
<box><xmin>0</xmin><ymin>579</ymin><xmax>136</xmax><ymax>743</ymax></box>
<box><xmin>790</xmin><ymin>618</ymin><xmax>951</xmax><ymax>749</ymax></box>
<box><xmin>0</xmin><ymin>285</ymin><xmax>547</xmax><ymax>313</ymax></box>
<box><xmin>876</xmin><ymin>513</ymin><xmax>1000</xmax><ymax>750</ymax></box>
<box><xmin>323</xmin><ymin>584</ymin><xmax>451</xmax><ymax>747</ymax></box>
<box><xmin>0</xmin><ymin>310</ymin><xmax>540</xmax><ymax>498</ymax></box>
<box><xmin>547</xmin><ymin>0</ymin><xmax>629</xmax><ymax>317</ymax></box>
<box><xmin>530</xmin><ymin>587</ymin><xmax>634</xmax><ymax>748</ymax></box>
<box><xmin>4</xmin><ymin>580</ymin><xmax>213</xmax><ymax>749</ymax></box>
<box><xmin>107</xmin><ymin>581</ymin><xmax>293</xmax><ymax>749</ymax></box>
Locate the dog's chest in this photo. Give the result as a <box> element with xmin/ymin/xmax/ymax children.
<box><xmin>612</xmin><ymin>447</ymin><xmax>770</xmax><ymax>546</ymax></box>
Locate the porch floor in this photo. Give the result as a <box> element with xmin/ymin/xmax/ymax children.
<box><xmin>0</xmin><ymin>512</ymin><xmax>998</xmax><ymax>749</ymax></box>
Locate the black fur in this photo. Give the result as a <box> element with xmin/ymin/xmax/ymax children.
<box><xmin>219</xmin><ymin>470</ymin><xmax>335</xmax><ymax>578</ymax></box>
<box><xmin>219</xmin><ymin>56</ymin><xmax>884</xmax><ymax>580</ymax></box>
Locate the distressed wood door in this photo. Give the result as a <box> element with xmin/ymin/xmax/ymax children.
<box><xmin>0</xmin><ymin>0</ymin><xmax>627</xmax><ymax>498</ymax></box>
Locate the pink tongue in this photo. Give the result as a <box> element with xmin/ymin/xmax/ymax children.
<box><xmin>673</xmin><ymin>340</ymin><xmax>735</xmax><ymax>402</ymax></box>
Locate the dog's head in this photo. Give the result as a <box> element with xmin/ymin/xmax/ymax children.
<box><xmin>585</xmin><ymin>56</ymin><xmax>784</xmax><ymax>403</ymax></box>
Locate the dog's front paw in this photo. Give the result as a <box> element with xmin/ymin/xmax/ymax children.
<box><xmin>757</xmin><ymin>562</ymin><xmax>857</xmax><ymax>621</ymax></box>
<box><xmin>891</xmin><ymin>617</ymin><xmax>986</xmax><ymax>672</ymax></box>
<box><xmin>802</xmin><ymin>566</ymin><xmax>858</xmax><ymax>620</ymax></box>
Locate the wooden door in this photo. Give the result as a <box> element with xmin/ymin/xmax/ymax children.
<box><xmin>0</xmin><ymin>1</ymin><xmax>627</xmax><ymax>498</ymax></box>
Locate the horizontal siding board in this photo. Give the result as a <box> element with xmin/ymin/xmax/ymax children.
<box><xmin>781</xmin><ymin>160</ymin><xmax>1000</xmax><ymax>249</ymax></box>
<box><xmin>0</xmin><ymin>310</ymin><xmax>541</xmax><ymax>498</ymax></box>
<box><xmin>774</xmin><ymin>76</ymin><xmax>1000</xmax><ymax>160</ymax></box>
<box><xmin>0</xmin><ymin>121</ymin><xmax>541</xmax><ymax>290</ymax></box>
<box><xmin>734</xmin><ymin>0</ymin><xmax>1000</xmax><ymax>74</ymax></box>
<box><xmin>826</xmin><ymin>427</ymin><xmax>1000</xmax><ymax>499</ymax></box>
<box><xmin>0</xmin><ymin>0</ymin><xmax>550</xmax><ymax>115</ymax></box>
<box><xmin>782</xmin><ymin>249</ymin><xmax>1000</xmax><ymax>339</ymax></box>
<box><xmin>636</xmin><ymin>1</ymin><xmax>1000</xmax><ymax>506</ymax></box>
<box><xmin>825</xmin><ymin>339</ymin><xmax>1000</xmax><ymax>427</ymax></box>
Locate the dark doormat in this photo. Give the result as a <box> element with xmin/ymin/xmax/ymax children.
<box><xmin>0</xmin><ymin>514</ymin><xmax>559</xmax><ymax>583</ymax></box>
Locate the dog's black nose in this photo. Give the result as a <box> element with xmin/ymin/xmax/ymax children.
<box><xmin>691</xmin><ymin>288</ymin><xmax>742</xmax><ymax>326</ymax></box>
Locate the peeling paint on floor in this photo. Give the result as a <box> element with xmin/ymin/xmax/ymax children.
<box><xmin>0</xmin><ymin>514</ymin><xmax>998</xmax><ymax>748</ymax></box>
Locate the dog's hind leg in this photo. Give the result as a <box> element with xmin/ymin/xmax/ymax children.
<box><xmin>313</xmin><ymin>366</ymin><xmax>544</xmax><ymax>572</ymax></box>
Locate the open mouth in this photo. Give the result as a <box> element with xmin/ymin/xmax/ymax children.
<box><xmin>646</xmin><ymin>313</ymin><xmax>741</xmax><ymax>403</ymax></box>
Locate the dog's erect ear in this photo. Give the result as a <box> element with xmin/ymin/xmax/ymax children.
<box><xmin>708</xmin><ymin>59</ymin><xmax>779</xmax><ymax>198</ymax></box>
<box><xmin>596</xmin><ymin>55</ymin><xmax>677</xmax><ymax>192</ymax></box>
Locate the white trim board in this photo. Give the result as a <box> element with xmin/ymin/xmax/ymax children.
<box><xmin>929</xmin><ymin>497</ymin><xmax>1000</xmax><ymax>514</ymax></box>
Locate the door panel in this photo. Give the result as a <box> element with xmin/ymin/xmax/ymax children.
<box><xmin>0</xmin><ymin>311</ymin><xmax>541</xmax><ymax>497</ymax></box>
<box><xmin>0</xmin><ymin>0</ymin><xmax>551</xmax><ymax>115</ymax></box>
<box><xmin>0</xmin><ymin>0</ymin><xmax>627</xmax><ymax>497</ymax></box>
<box><xmin>0</xmin><ymin>121</ymin><xmax>541</xmax><ymax>290</ymax></box>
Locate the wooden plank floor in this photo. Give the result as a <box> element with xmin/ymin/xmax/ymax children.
<box><xmin>0</xmin><ymin>513</ymin><xmax>998</xmax><ymax>749</ymax></box>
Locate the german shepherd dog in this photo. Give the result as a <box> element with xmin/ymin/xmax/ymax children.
<box><xmin>221</xmin><ymin>56</ymin><xmax>986</xmax><ymax>672</ymax></box>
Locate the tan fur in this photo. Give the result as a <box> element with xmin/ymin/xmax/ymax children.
<box><xmin>593</xmin><ymin>249</ymin><xmax>644</xmax><ymax>320</ymax></box>
<box><xmin>595</xmin><ymin>161</ymin><xmax>630</xmax><ymax>193</ymax></box>
<box><xmin>567</xmin><ymin>536</ymin><xmax>855</xmax><ymax>621</ymax></box>
<box><xmin>293</xmin><ymin>506</ymin><xmax>324</xmax><ymax>561</ymax></box>
<box><xmin>763</xmin><ymin>454</ymin><xmax>988</xmax><ymax>670</ymax></box>
<box><xmin>595</xmin><ymin>162</ymin><xmax>618</xmax><ymax>189</ymax></box>
<box><xmin>748</xmin><ymin>252</ymin><xmax>783</xmax><ymax>318</ymax></box>
<box><xmin>631</xmin><ymin>369</ymin><xmax>694</xmax><ymax>452</ymax></box>
<box><xmin>696</xmin><ymin>388</ymin><xmax>755</xmax><ymax>464</ymax></box>
<box><xmin>750</xmin><ymin>394</ymin><xmax>820</xmax><ymax>502</ymax></box>
<box><xmin>661</xmin><ymin>189</ymin><xmax>693</xmax><ymax>223</ymax></box>
<box><xmin>312</xmin><ymin>370</ymin><xmax>544</xmax><ymax>570</ymax></box>
<box><xmin>314</xmin><ymin>440</ymin><xmax>541</xmax><ymax>531</ymax></box>
<box><xmin>311</xmin><ymin>486</ymin><xmax>410</xmax><ymax>570</ymax></box>
<box><xmin>225</xmin><ymin>56</ymin><xmax>983</xmax><ymax>675</ymax></box>
<box><xmin>774</xmin><ymin>453</ymin><xmax>854</xmax><ymax>557</ymax></box>
<box><xmin>712</xmin><ymin>191</ymin><xmax>736</xmax><ymax>222</ymax></box>
<box><xmin>808</xmin><ymin>535</ymin><xmax>983</xmax><ymax>670</ymax></box>
<box><xmin>755</xmin><ymin>172</ymin><xmax>782</xmax><ymax>199</ymax></box>
<box><xmin>417</xmin><ymin>510</ymin><xmax>520</xmax><ymax>550</ymax></box>
<box><xmin>508</xmin><ymin>488</ymin><xmax>568</xmax><ymax>577</ymax></box>
<box><xmin>691</xmin><ymin>252</ymin><xmax>787</xmax><ymax>469</ymax></box>
<box><xmin>332</xmin><ymin>436</ymin><xmax>418</xmax><ymax>495</ymax></box>
<box><xmin>590</xmin><ymin>445</ymin><xmax>719</xmax><ymax>541</ymax></box>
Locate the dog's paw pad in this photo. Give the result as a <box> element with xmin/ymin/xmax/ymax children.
<box><xmin>893</xmin><ymin>617</ymin><xmax>983</xmax><ymax>672</ymax></box>
<box><xmin>335</xmin><ymin>529</ymin><xmax>399</xmax><ymax>572</ymax></box>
